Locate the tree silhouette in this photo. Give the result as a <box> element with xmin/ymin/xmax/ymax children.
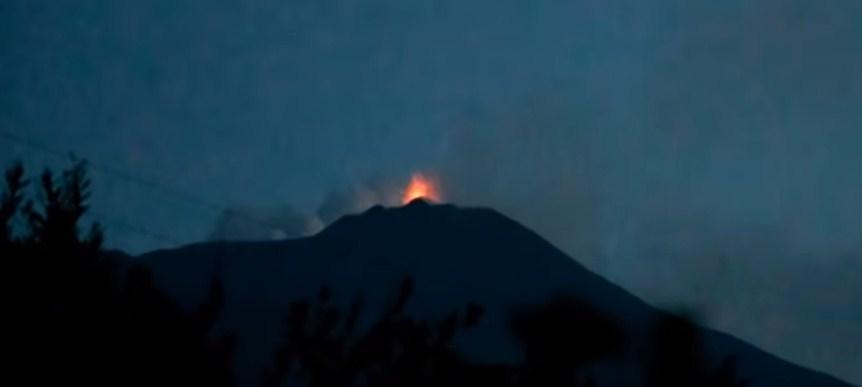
<box><xmin>0</xmin><ymin>161</ymin><xmax>26</xmax><ymax>244</ymax></box>
<box><xmin>2</xmin><ymin>161</ymin><xmax>235</xmax><ymax>386</ymax></box>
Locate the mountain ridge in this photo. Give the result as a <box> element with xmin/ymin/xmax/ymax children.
<box><xmin>139</xmin><ymin>200</ymin><xmax>855</xmax><ymax>387</ymax></box>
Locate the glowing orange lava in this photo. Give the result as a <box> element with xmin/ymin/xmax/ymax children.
<box><xmin>401</xmin><ymin>173</ymin><xmax>441</xmax><ymax>204</ymax></box>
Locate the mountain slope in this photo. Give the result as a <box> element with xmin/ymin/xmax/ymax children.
<box><xmin>140</xmin><ymin>200</ymin><xmax>854</xmax><ymax>387</ymax></box>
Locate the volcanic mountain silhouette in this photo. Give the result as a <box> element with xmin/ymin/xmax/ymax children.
<box><xmin>141</xmin><ymin>199</ymin><xmax>854</xmax><ymax>387</ymax></box>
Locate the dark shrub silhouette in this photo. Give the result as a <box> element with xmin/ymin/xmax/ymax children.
<box><xmin>645</xmin><ymin>313</ymin><xmax>748</xmax><ymax>387</ymax></box>
<box><xmin>262</xmin><ymin>277</ymin><xmax>509</xmax><ymax>387</ymax></box>
<box><xmin>2</xmin><ymin>161</ymin><xmax>235</xmax><ymax>386</ymax></box>
<box><xmin>509</xmin><ymin>295</ymin><xmax>625</xmax><ymax>387</ymax></box>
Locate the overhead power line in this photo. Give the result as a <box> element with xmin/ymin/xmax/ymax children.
<box><xmin>0</xmin><ymin>130</ymin><xmax>224</xmax><ymax>212</ymax></box>
<box><xmin>0</xmin><ymin>129</ymin><xmax>287</xmax><ymax>242</ymax></box>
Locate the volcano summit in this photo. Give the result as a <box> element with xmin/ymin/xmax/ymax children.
<box><xmin>141</xmin><ymin>200</ymin><xmax>854</xmax><ymax>387</ymax></box>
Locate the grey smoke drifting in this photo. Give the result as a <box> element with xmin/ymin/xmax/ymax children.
<box><xmin>210</xmin><ymin>177</ymin><xmax>407</xmax><ymax>241</ymax></box>
<box><xmin>315</xmin><ymin>177</ymin><xmax>404</xmax><ymax>225</ymax></box>
<box><xmin>209</xmin><ymin>205</ymin><xmax>321</xmax><ymax>241</ymax></box>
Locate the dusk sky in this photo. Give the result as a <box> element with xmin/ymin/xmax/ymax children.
<box><xmin>2</xmin><ymin>0</ymin><xmax>861</xmax><ymax>383</ymax></box>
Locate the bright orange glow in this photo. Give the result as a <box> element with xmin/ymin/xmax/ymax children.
<box><xmin>401</xmin><ymin>173</ymin><xmax>441</xmax><ymax>204</ymax></box>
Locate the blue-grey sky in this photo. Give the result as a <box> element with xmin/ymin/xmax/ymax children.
<box><xmin>2</xmin><ymin>0</ymin><xmax>861</xmax><ymax>383</ymax></box>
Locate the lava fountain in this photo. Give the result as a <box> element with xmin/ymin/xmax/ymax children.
<box><xmin>401</xmin><ymin>173</ymin><xmax>441</xmax><ymax>204</ymax></box>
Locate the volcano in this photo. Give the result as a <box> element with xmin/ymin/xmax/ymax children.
<box><xmin>140</xmin><ymin>200</ymin><xmax>854</xmax><ymax>387</ymax></box>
